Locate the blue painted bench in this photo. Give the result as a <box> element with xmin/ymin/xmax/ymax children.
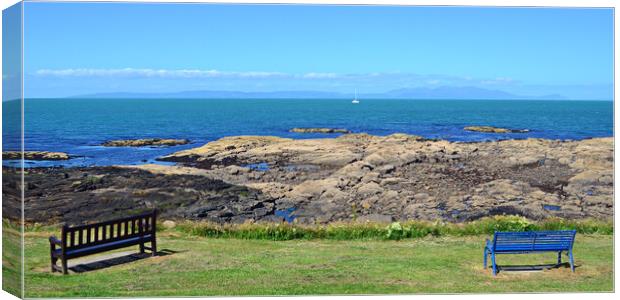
<box><xmin>484</xmin><ymin>230</ymin><xmax>576</xmax><ymax>276</ymax></box>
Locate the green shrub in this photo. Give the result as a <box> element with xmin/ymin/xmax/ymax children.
<box><xmin>386</xmin><ymin>222</ymin><xmax>404</xmax><ymax>240</ymax></box>
<box><xmin>175</xmin><ymin>215</ymin><xmax>612</xmax><ymax>241</ymax></box>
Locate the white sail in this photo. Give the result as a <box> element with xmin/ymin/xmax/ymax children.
<box><xmin>352</xmin><ymin>89</ymin><xmax>360</xmax><ymax>104</ymax></box>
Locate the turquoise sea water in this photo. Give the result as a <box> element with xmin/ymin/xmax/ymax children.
<box><xmin>2</xmin><ymin>98</ymin><xmax>613</xmax><ymax>167</ymax></box>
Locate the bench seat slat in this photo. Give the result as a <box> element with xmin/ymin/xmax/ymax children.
<box><xmin>491</xmin><ymin>230</ymin><xmax>576</xmax><ymax>253</ymax></box>
<box><xmin>53</xmin><ymin>235</ymin><xmax>153</xmax><ymax>259</ymax></box>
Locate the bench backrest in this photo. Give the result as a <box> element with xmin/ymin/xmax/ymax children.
<box><xmin>61</xmin><ymin>210</ymin><xmax>156</xmax><ymax>251</ymax></box>
<box><xmin>492</xmin><ymin>230</ymin><xmax>576</xmax><ymax>252</ymax></box>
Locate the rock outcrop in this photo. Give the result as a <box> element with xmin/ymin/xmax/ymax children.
<box><xmin>159</xmin><ymin>134</ymin><xmax>612</xmax><ymax>223</ymax></box>
<box><xmin>290</xmin><ymin>128</ymin><xmax>351</xmax><ymax>134</ymax></box>
<box><xmin>3</xmin><ymin>151</ymin><xmax>70</xmax><ymax>161</ymax></box>
<box><xmin>464</xmin><ymin>126</ymin><xmax>530</xmax><ymax>133</ymax></box>
<box><xmin>102</xmin><ymin>138</ymin><xmax>189</xmax><ymax>147</ymax></box>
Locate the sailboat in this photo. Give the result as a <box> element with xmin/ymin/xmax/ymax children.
<box><xmin>352</xmin><ymin>89</ymin><xmax>360</xmax><ymax>104</ymax></box>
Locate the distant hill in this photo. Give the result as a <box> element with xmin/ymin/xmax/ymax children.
<box><xmin>72</xmin><ymin>90</ymin><xmax>345</xmax><ymax>99</ymax></box>
<box><xmin>365</xmin><ymin>86</ymin><xmax>567</xmax><ymax>100</ymax></box>
<box><xmin>70</xmin><ymin>86</ymin><xmax>568</xmax><ymax>100</ymax></box>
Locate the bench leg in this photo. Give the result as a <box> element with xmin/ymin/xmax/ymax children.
<box><xmin>49</xmin><ymin>242</ymin><xmax>58</xmax><ymax>273</ymax></box>
<box><xmin>491</xmin><ymin>253</ymin><xmax>497</xmax><ymax>276</ymax></box>
<box><xmin>61</xmin><ymin>258</ymin><xmax>68</xmax><ymax>275</ymax></box>
<box><xmin>483</xmin><ymin>249</ymin><xmax>488</xmax><ymax>269</ymax></box>
<box><xmin>568</xmin><ymin>250</ymin><xmax>575</xmax><ymax>272</ymax></box>
<box><xmin>557</xmin><ymin>251</ymin><xmax>562</xmax><ymax>265</ymax></box>
<box><xmin>151</xmin><ymin>239</ymin><xmax>157</xmax><ymax>257</ymax></box>
<box><xmin>50</xmin><ymin>257</ymin><xmax>58</xmax><ymax>273</ymax></box>
<box><xmin>139</xmin><ymin>242</ymin><xmax>145</xmax><ymax>254</ymax></box>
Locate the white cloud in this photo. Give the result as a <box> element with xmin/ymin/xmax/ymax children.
<box><xmin>34</xmin><ymin>68</ymin><xmax>354</xmax><ymax>80</ymax></box>
<box><xmin>480</xmin><ymin>77</ymin><xmax>514</xmax><ymax>85</ymax></box>
<box><xmin>34</xmin><ymin>68</ymin><xmax>288</xmax><ymax>79</ymax></box>
<box><xmin>301</xmin><ymin>72</ymin><xmax>339</xmax><ymax>79</ymax></box>
<box><xmin>33</xmin><ymin>68</ymin><xmax>521</xmax><ymax>89</ymax></box>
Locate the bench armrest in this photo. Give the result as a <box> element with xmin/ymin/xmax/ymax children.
<box><xmin>49</xmin><ymin>236</ymin><xmax>62</xmax><ymax>246</ymax></box>
<box><xmin>485</xmin><ymin>238</ymin><xmax>493</xmax><ymax>252</ymax></box>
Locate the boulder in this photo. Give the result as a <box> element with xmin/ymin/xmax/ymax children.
<box><xmin>226</xmin><ymin>165</ymin><xmax>250</xmax><ymax>175</ymax></box>
<box><xmin>381</xmin><ymin>190</ymin><xmax>400</xmax><ymax>202</ymax></box>
<box><xmin>364</xmin><ymin>151</ymin><xmax>400</xmax><ymax>166</ymax></box>
<box><xmin>380</xmin><ymin>177</ymin><xmax>402</xmax><ymax>186</ymax></box>
<box><xmin>361</xmin><ymin>172</ymin><xmax>380</xmax><ymax>184</ymax></box>
<box><xmin>356</xmin><ymin>182</ymin><xmax>383</xmax><ymax>195</ymax></box>
<box><xmin>376</xmin><ymin>164</ymin><xmax>396</xmax><ymax>174</ymax></box>
<box><xmin>357</xmin><ymin>213</ymin><xmax>393</xmax><ymax>223</ymax></box>
<box><xmin>290</xmin><ymin>178</ymin><xmax>338</xmax><ymax>199</ymax></box>
<box><xmin>162</xmin><ymin>220</ymin><xmax>176</xmax><ymax>229</ymax></box>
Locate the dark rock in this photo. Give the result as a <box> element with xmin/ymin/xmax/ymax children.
<box><xmin>4</xmin><ymin>166</ymin><xmax>276</xmax><ymax>225</ymax></box>
<box><xmin>102</xmin><ymin>138</ymin><xmax>189</xmax><ymax>147</ymax></box>
<box><xmin>290</xmin><ymin>128</ymin><xmax>351</xmax><ymax>134</ymax></box>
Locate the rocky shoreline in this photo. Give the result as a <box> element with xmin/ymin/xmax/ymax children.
<box><xmin>2</xmin><ymin>151</ymin><xmax>71</xmax><ymax>161</ymax></box>
<box><xmin>3</xmin><ymin>134</ymin><xmax>613</xmax><ymax>225</ymax></box>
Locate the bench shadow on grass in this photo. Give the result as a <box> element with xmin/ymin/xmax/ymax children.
<box><xmin>69</xmin><ymin>249</ymin><xmax>181</xmax><ymax>273</ymax></box>
<box><xmin>497</xmin><ymin>262</ymin><xmax>579</xmax><ymax>274</ymax></box>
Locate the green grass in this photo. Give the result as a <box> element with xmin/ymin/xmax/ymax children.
<box><xmin>2</xmin><ymin>222</ymin><xmax>22</xmax><ymax>298</ymax></box>
<box><xmin>21</xmin><ymin>229</ymin><xmax>613</xmax><ymax>297</ymax></box>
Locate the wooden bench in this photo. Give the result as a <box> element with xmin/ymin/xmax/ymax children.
<box><xmin>484</xmin><ymin>230</ymin><xmax>576</xmax><ymax>276</ymax></box>
<box><xmin>49</xmin><ymin>210</ymin><xmax>157</xmax><ymax>274</ymax></box>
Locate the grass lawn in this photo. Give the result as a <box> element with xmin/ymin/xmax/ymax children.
<box><xmin>21</xmin><ymin>230</ymin><xmax>613</xmax><ymax>297</ymax></box>
<box><xmin>2</xmin><ymin>225</ymin><xmax>22</xmax><ymax>297</ymax></box>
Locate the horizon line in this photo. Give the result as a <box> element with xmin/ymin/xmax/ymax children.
<box><xmin>5</xmin><ymin>97</ymin><xmax>614</xmax><ymax>102</ymax></box>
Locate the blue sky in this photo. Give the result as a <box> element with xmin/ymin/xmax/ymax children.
<box><xmin>17</xmin><ymin>2</ymin><xmax>614</xmax><ymax>99</ymax></box>
<box><xmin>2</xmin><ymin>2</ymin><xmax>22</xmax><ymax>101</ymax></box>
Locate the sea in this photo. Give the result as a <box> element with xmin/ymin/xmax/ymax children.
<box><xmin>2</xmin><ymin>98</ymin><xmax>613</xmax><ymax>168</ymax></box>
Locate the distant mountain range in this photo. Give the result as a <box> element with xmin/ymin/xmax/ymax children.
<box><xmin>71</xmin><ymin>86</ymin><xmax>568</xmax><ymax>100</ymax></box>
